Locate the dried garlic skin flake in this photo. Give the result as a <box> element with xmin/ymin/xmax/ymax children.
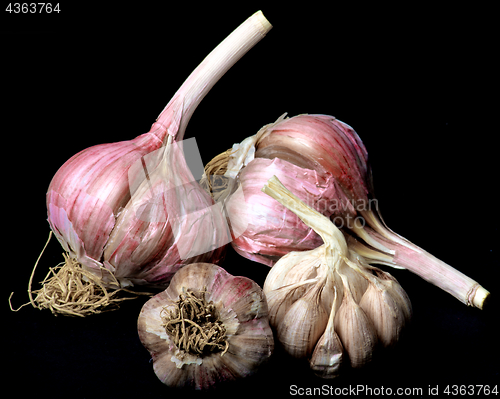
<box><xmin>137</xmin><ymin>263</ymin><xmax>274</xmax><ymax>389</ymax></box>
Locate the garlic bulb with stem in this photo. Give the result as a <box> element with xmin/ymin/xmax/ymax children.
<box><xmin>261</xmin><ymin>175</ymin><xmax>411</xmax><ymax>376</ymax></box>
<box><xmin>18</xmin><ymin>12</ymin><xmax>272</xmax><ymax>316</ymax></box>
<box><xmin>205</xmin><ymin>113</ymin><xmax>489</xmax><ymax>309</ymax></box>
<box><xmin>137</xmin><ymin>262</ymin><xmax>274</xmax><ymax>389</ymax></box>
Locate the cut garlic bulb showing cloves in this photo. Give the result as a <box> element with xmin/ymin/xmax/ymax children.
<box><xmin>261</xmin><ymin>175</ymin><xmax>411</xmax><ymax>377</ymax></box>
<box><xmin>137</xmin><ymin>263</ymin><xmax>273</xmax><ymax>389</ymax></box>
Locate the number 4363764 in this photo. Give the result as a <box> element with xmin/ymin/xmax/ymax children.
<box><xmin>6</xmin><ymin>3</ymin><xmax>60</xmax><ymax>13</ymax></box>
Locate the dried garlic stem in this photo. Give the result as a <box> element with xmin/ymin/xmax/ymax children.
<box><xmin>355</xmin><ymin>211</ymin><xmax>490</xmax><ymax>309</ymax></box>
<box><xmin>152</xmin><ymin>11</ymin><xmax>272</xmax><ymax>142</ymax></box>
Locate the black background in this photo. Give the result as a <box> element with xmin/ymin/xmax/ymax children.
<box><xmin>3</xmin><ymin>3</ymin><xmax>498</xmax><ymax>398</ymax></box>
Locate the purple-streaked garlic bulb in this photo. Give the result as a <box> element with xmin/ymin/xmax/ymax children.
<box><xmin>34</xmin><ymin>12</ymin><xmax>272</xmax><ymax>316</ymax></box>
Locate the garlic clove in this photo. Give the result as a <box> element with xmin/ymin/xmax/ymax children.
<box><xmin>265</xmin><ymin>279</ymin><xmax>316</xmax><ymax>327</ymax></box>
<box><xmin>263</xmin><ymin>244</ymin><xmax>327</xmax><ymax>327</ymax></box>
<box><xmin>334</xmin><ymin>292</ymin><xmax>377</xmax><ymax>368</ymax></box>
<box><xmin>309</xmin><ymin>332</ymin><xmax>343</xmax><ymax>379</ymax></box>
<box><xmin>310</xmin><ymin>288</ymin><xmax>343</xmax><ymax>378</ymax></box>
<box><xmin>358</xmin><ymin>282</ymin><xmax>406</xmax><ymax>347</ymax></box>
<box><xmin>277</xmin><ymin>282</ymin><xmax>328</xmax><ymax>358</ymax></box>
<box><xmin>263</xmin><ymin>246</ymin><xmax>324</xmax><ymax>293</ymax></box>
<box><xmin>153</xmin><ymin>349</ymin><xmax>233</xmax><ymax>390</ymax></box>
<box><xmin>217</xmin><ymin>350</ymin><xmax>255</xmax><ymax>381</ymax></box>
<box><xmin>378</xmin><ymin>272</ymin><xmax>413</xmax><ymax>325</ymax></box>
<box><xmin>334</xmin><ymin>263</ymin><xmax>368</xmax><ymax>304</ymax></box>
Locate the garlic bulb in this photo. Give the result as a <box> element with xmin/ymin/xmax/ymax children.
<box><xmin>207</xmin><ymin>114</ymin><xmax>360</xmax><ymax>265</ymax></box>
<box><xmin>137</xmin><ymin>263</ymin><xmax>274</xmax><ymax>389</ymax></box>
<box><xmin>29</xmin><ymin>12</ymin><xmax>272</xmax><ymax>316</ymax></box>
<box><xmin>205</xmin><ymin>113</ymin><xmax>489</xmax><ymax>309</ymax></box>
<box><xmin>261</xmin><ymin>176</ymin><xmax>411</xmax><ymax>376</ymax></box>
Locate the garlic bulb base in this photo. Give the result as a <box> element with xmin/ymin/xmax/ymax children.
<box><xmin>138</xmin><ymin>263</ymin><xmax>274</xmax><ymax>389</ymax></box>
<box><xmin>160</xmin><ymin>288</ymin><xmax>230</xmax><ymax>358</ymax></box>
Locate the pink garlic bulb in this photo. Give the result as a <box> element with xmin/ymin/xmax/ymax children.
<box><xmin>37</xmin><ymin>12</ymin><xmax>272</xmax><ymax>314</ymax></box>
<box><xmin>221</xmin><ymin>114</ymin><xmax>369</xmax><ymax>265</ymax></box>
<box><xmin>207</xmin><ymin>113</ymin><xmax>489</xmax><ymax>309</ymax></box>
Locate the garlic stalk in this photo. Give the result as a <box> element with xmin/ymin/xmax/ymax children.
<box><xmin>205</xmin><ymin>113</ymin><xmax>489</xmax><ymax>309</ymax></box>
<box><xmin>27</xmin><ymin>12</ymin><xmax>272</xmax><ymax>316</ymax></box>
<box><xmin>137</xmin><ymin>263</ymin><xmax>274</xmax><ymax>389</ymax></box>
<box><xmin>261</xmin><ymin>175</ymin><xmax>411</xmax><ymax>376</ymax></box>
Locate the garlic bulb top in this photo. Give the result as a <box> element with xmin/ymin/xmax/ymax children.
<box><xmin>261</xmin><ymin>176</ymin><xmax>411</xmax><ymax>377</ymax></box>
<box><xmin>137</xmin><ymin>263</ymin><xmax>274</xmax><ymax>389</ymax></box>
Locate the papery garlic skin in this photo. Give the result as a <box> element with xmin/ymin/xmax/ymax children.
<box><xmin>137</xmin><ymin>263</ymin><xmax>274</xmax><ymax>389</ymax></box>
<box><xmin>44</xmin><ymin>12</ymin><xmax>272</xmax><ymax>292</ymax></box>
